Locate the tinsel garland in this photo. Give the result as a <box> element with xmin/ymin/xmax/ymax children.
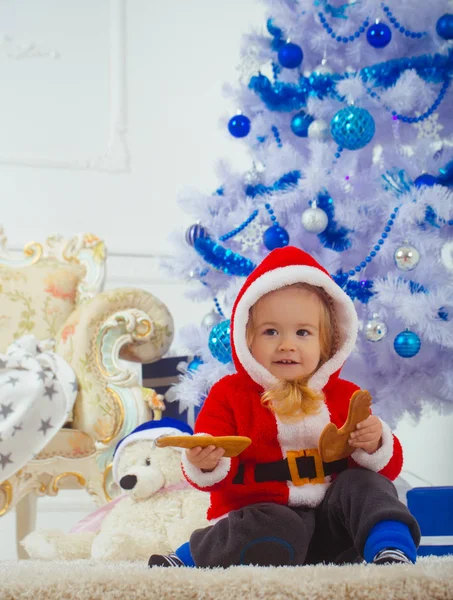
<box><xmin>249</xmin><ymin>49</ymin><xmax>453</xmax><ymax>112</ymax></box>
<box><xmin>316</xmin><ymin>193</ymin><xmax>352</xmax><ymax>252</ymax></box>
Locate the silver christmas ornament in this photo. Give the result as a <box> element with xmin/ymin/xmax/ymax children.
<box><xmin>307</xmin><ymin>119</ymin><xmax>329</xmax><ymax>141</ymax></box>
<box><xmin>364</xmin><ymin>318</ymin><xmax>388</xmax><ymax>342</ymax></box>
<box><xmin>243</xmin><ymin>169</ymin><xmax>261</xmax><ymax>185</ymax></box>
<box><xmin>243</xmin><ymin>160</ymin><xmax>263</xmax><ymax>185</ymax></box>
<box><xmin>314</xmin><ymin>59</ymin><xmax>333</xmax><ymax>75</ymax></box>
<box><xmin>301</xmin><ymin>206</ymin><xmax>329</xmax><ymax>233</ymax></box>
<box><xmin>441</xmin><ymin>240</ymin><xmax>453</xmax><ymax>271</ymax></box>
<box><xmin>394</xmin><ymin>244</ymin><xmax>420</xmax><ymax>271</ymax></box>
<box><xmin>202</xmin><ymin>311</ymin><xmax>223</xmax><ymax>329</ymax></box>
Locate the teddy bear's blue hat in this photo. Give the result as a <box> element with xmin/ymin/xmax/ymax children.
<box><xmin>112</xmin><ymin>418</ymin><xmax>193</xmax><ymax>484</ymax></box>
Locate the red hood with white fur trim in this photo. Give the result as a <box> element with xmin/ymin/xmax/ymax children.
<box><xmin>183</xmin><ymin>247</ymin><xmax>402</xmax><ymax>519</ymax></box>
<box><xmin>231</xmin><ymin>246</ymin><xmax>358</xmax><ymax>391</ymax></box>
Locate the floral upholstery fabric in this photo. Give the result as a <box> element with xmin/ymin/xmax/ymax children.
<box><xmin>35</xmin><ymin>428</ymin><xmax>95</xmax><ymax>460</ymax></box>
<box><xmin>0</xmin><ymin>259</ymin><xmax>86</xmax><ymax>353</ymax></box>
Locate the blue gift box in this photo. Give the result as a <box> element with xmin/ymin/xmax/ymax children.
<box><xmin>407</xmin><ymin>486</ymin><xmax>453</xmax><ymax>557</ymax></box>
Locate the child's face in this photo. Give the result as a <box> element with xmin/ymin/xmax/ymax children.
<box><xmin>249</xmin><ymin>286</ymin><xmax>322</xmax><ymax>381</ymax></box>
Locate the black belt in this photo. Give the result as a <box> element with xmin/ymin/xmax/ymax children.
<box><xmin>232</xmin><ymin>450</ymin><xmax>348</xmax><ymax>487</ymax></box>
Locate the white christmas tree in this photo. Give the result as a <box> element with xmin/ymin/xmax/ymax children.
<box><xmin>165</xmin><ymin>0</ymin><xmax>453</xmax><ymax>428</ymax></box>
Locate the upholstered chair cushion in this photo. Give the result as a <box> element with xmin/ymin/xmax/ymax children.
<box><xmin>0</xmin><ymin>259</ymin><xmax>86</xmax><ymax>352</ymax></box>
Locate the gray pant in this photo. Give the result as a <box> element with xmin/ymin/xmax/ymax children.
<box><xmin>190</xmin><ymin>468</ymin><xmax>421</xmax><ymax>567</ymax></box>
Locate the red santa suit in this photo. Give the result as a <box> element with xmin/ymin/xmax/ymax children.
<box><xmin>182</xmin><ymin>246</ymin><xmax>403</xmax><ymax>522</ymax></box>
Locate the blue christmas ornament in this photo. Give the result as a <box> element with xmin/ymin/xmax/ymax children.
<box><xmin>263</xmin><ymin>225</ymin><xmax>289</xmax><ymax>250</ymax></box>
<box><xmin>290</xmin><ymin>111</ymin><xmax>314</xmax><ymax>137</ymax></box>
<box><xmin>438</xmin><ymin>160</ymin><xmax>453</xmax><ymax>184</ymax></box>
<box><xmin>187</xmin><ymin>356</ymin><xmax>203</xmax><ymax>374</ymax></box>
<box><xmin>366</xmin><ymin>22</ymin><xmax>392</xmax><ymax>48</ymax></box>
<box><xmin>414</xmin><ymin>173</ymin><xmax>438</xmax><ymax>188</ymax></box>
<box><xmin>436</xmin><ymin>14</ymin><xmax>453</xmax><ymax>40</ymax></box>
<box><xmin>228</xmin><ymin>114</ymin><xmax>251</xmax><ymax>138</ymax></box>
<box><xmin>393</xmin><ymin>330</ymin><xmax>421</xmax><ymax>358</ymax></box>
<box><xmin>330</xmin><ymin>106</ymin><xmax>375</xmax><ymax>151</ymax></box>
<box><xmin>186</xmin><ymin>223</ymin><xmax>208</xmax><ymax>247</ymax></box>
<box><xmin>208</xmin><ymin>320</ymin><xmax>232</xmax><ymax>364</ymax></box>
<box><xmin>278</xmin><ymin>43</ymin><xmax>303</xmax><ymax>69</ymax></box>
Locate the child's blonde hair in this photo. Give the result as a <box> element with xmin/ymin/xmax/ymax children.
<box><xmin>246</xmin><ymin>283</ymin><xmax>338</xmax><ymax>423</ymax></box>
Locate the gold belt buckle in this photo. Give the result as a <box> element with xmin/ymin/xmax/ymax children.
<box><xmin>286</xmin><ymin>448</ymin><xmax>325</xmax><ymax>486</ymax></box>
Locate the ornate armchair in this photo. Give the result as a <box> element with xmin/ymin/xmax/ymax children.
<box><xmin>0</xmin><ymin>229</ymin><xmax>173</xmax><ymax>557</ymax></box>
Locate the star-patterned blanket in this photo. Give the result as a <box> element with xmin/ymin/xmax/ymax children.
<box><xmin>0</xmin><ymin>335</ymin><xmax>78</xmax><ymax>483</ymax></box>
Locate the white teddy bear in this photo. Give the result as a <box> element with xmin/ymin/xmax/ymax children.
<box><xmin>22</xmin><ymin>418</ymin><xmax>210</xmax><ymax>562</ymax></box>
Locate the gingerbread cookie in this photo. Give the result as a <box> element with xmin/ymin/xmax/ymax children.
<box><xmin>155</xmin><ymin>435</ymin><xmax>252</xmax><ymax>457</ymax></box>
<box><xmin>318</xmin><ymin>390</ymin><xmax>372</xmax><ymax>463</ymax></box>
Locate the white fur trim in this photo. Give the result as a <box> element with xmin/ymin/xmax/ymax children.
<box><xmin>182</xmin><ymin>454</ymin><xmax>231</xmax><ymax>488</ymax></box>
<box><xmin>112</xmin><ymin>428</ymin><xmax>189</xmax><ymax>483</ymax></box>
<box><xmin>233</xmin><ymin>265</ymin><xmax>358</xmax><ymax>390</ymax></box>
<box><xmin>288</xmin><ymin>480</ymin><xmax>331</xmax><ymax>507</ymax></box>
<box><xmin>351</xmin><ymin>419</ymin><xmax>394</xmax><ymax>472</ymax></box>
<box><xmin>276</xmin><ymin>403</ymin><xmax>333</xmax><ymax>506</ymax></box>
<box><xmin>180</xmin><ymin>432</ymin><xmax>231</xmax><ymax>488</ymax></box>
<box><xmin>276</xmin><ymin>402</ymin><xmax>331</xmax><ymax>453</ymax></box>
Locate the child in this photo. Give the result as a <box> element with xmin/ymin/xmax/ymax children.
<box><xmin>149</xmin><ymin>246</ymin><xmax>420</xmax><ymax>568</ymax></box>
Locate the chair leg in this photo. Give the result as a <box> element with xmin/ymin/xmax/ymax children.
<box><xmin>15</xmin><ymin>494</ymin><xmax>37</xmax><ymax>559</ymax></box>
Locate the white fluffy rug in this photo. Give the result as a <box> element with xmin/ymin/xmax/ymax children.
<box><xmin>0</xmin><ymin>556</ymin><xmax>452</xmax><ymax>600</ymax></box>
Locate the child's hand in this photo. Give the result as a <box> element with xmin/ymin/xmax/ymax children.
<box><xmin>186</xmin><ymin>445</ymin><xmax>225</xmax><ymax>472</ymax></box>
<box><xmin>348</xmin><ymin>415</ymin><xmax>383</xmax><ymax>454</ymax></box>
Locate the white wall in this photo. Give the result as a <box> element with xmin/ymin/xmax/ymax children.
<box><xmin>0</xmin><ymin>0</ymin><xmax>452</xmax><ymax>560</ymax></box>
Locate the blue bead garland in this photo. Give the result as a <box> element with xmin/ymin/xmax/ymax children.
<box><xmin>319</xmin><ymin>5</ymin><xmax>426</xmax><ymax>48</ymax></box>
<box><xmin>366</xmin><ymin>78</ymin><xmax>450</xmax><ymax>124</ymax></box>
<box><xmin>219</xmin><ymin>210</ymin><xmax>259</xmax><ymax>242</ymax></box>
<box><xmin>381</xmin><ymin>3</ymin><xmax>427</xmax><ymax>38</ymax></box>
<box><xmin>331</xmin><ymin>146</ymin><xmax>344</xmax><ymax>165</ymax></box>
<box><xmin>272</xmin><ymin>125</ymin><xmax>283</xmax><ymax>147</ymax></box>
<box><xmin>345</xmin><ymin>206</ymin><xmax>400</xmax><ymax>277</ymax></box>
<box><xmin>213</xmin><ymin>297</ymin><xmax>225</xmax><ymax>318</ymax></box>
<box><xmin>318</xmin><ymin>11</ymin><xmax>370</xmax><ymax>42</ymax></box>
